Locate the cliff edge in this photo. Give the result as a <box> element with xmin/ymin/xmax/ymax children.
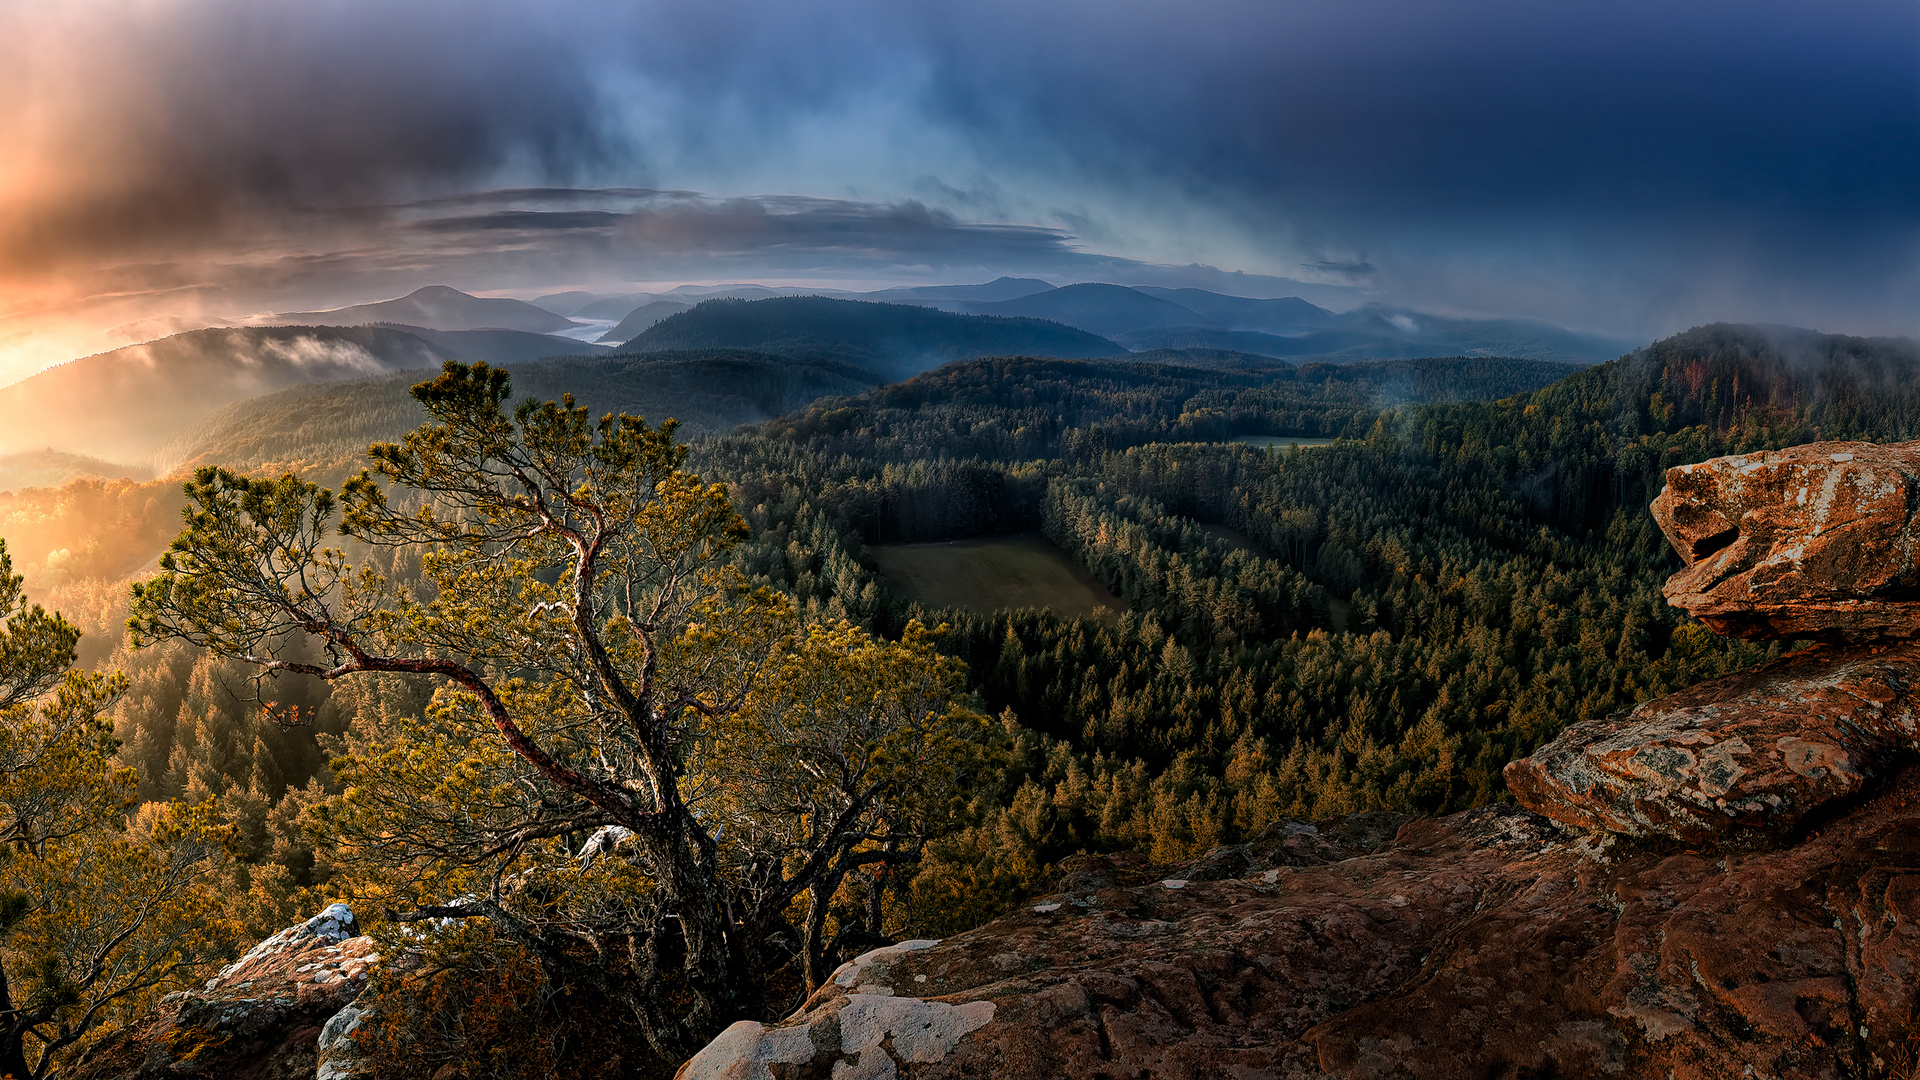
<box><xmin>681</xmin><ymin>441</ymin><xmax>1920</xmax><ymax>1080</ymax></box>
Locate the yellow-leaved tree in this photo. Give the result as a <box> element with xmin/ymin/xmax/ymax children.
<box><xmin>0</xmin><ymin>539</ymin><xmax>231</xmax><ymax>1080</ymax></box>
<box><xmin>128</xmin><ymin>362</ymin><xmax>993</xmax><ymax>1062</ymax></box>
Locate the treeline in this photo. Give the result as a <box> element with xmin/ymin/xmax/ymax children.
<box><xmin>760</xmin><ymin>353</ymin><xmax>1581</xmax><ymax>467</ymax></box>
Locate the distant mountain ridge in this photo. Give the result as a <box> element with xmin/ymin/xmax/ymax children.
<box><xmin>963</xmin><ymin>283</ymin><xmax>1205</xmax><ymax>338</ymax></box>
<box><xmin>938</xmin><ymin>284</ymin><xmax>1634</xmax><ymax>363</ymax></box>
<box><xmin>575</xmin><ymin>279</ymin><xmax>1634</xmax><ymax>364</ymax></box>
<box><xmin>270</xmin><ymin>285</ymin><xmax>579</xmax><ymax>333</ymax></box>
<box><xmin>162</xmin><ymin>351</ymin><xmax>883</xmax><ymax>484</ymax></box>
<box><xmin>1130</xmin><ymin>288</ymin><xmax>1337</xmax><ymax>330</ymax></box>
<box><xmin>621</xmin><ymin>296</ymin><xmax>1122</xmax><ymax>377</ymax></box>
<box><xmin>865</xmin><ymin>277</ymin><xmax>1057</xmax><ymax>304</ymax></box>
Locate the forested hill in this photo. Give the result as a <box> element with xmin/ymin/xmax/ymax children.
<box><xmin>761</xmin><ymin>353</ymin><xmax>1584</xmax><ymax>463</ymax></box>
<box><xmin>0</xmin><ymin>326</ymin><xmax>445</xmax><ymax>464</ymax></box>
<box><xmin>621</xmin><ymin>295</ymin><xmax>1123</xmax><ymax>376</ymax></box>
<box><xmin>269</xmin><ymin>284</ymin><xmax>579</xmax><ymax>334</ymax></box>
<box><xmin>372</xmin><ymin>325</ymin><xmax>613</xmax><ymax>363</ymax></box>
<box><xmin>1401</xmin><ymin>322</ymin><xmax>1920</xmax><ymax>546</ymax></box>
<box><xmin>160</xmin><ymin>350</ymin><xmax>880</xmax><ymax>484</ymax></box>
<box><xmin>0</xmin><ymin>324</ymin><xmax>609</xmax><ymax>483</ymax></box>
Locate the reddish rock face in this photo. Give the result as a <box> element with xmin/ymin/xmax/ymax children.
<box><xmin>1505</xmin><ymin>640</ymin><xmax>1920</xmax><ymax>846</ymax></box>
<box><xmin>1652</xmin><ymin>440</ymin><xmax>1920</xmax><ymax>642</ymax></box>
<box><xmin>67</xmin><ymin>905</ymin><xmax>379</xmax><ymax>1080</ymax></box>
<box><xmin>678</xmin><ymin>781</ymin><xmax>1920</xmax><ymax>1080</ymax></box>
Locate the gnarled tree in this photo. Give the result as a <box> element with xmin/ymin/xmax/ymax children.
<box><xmin>128</xmin><ymin>362</ymin><xmax>989</xmax><ymax>1058</ymax></box>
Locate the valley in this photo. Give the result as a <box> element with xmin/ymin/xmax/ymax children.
<box><xmin>3</xmin><ymin>3</ymin><xmax>1905</xmax><ymax>1074</ymax></box>
<box><xmin>2</xmin><ymin>294</ymin><xmax>1915</xmax><ymax>1079</ymax></box>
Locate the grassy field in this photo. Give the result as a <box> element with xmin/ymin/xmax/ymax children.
<box><xmin>868</xmin><ymin>533</ymin><xmax>1126</xmax><ymax>618</ymax></box>
<box><xmin>1232</xmin><ymin>435</ymin><xmax>1339</xmax><ymax>449</ymax></box>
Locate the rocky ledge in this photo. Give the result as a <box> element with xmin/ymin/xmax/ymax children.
<box><xmin>679</xmin><ymin>782</ymin><xmax>1920</xmax><ymax>1080</ymax></box>
<box><xmin>1653</xmin><ymin>440</ymin><xmax>1920</xmax><ymax>642</ymax></box>
<box><xmin>69</xmin><ymin>904</ymin><xmax>378</xmax><ymax>1080</ymax></box>
<box><xmin>1505</xmin><ymin>639</ymin><xmax>1920</xmax><ymax>846</ymax></box>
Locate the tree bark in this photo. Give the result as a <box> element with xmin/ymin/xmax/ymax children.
<box><xmin>0</xmin><ymin>961</ymin><xmax>38</xmax><ymax>1080</ymax></box>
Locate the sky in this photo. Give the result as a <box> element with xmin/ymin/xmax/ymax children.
<box><xmin>0</xmin><ymin>0</ymin><xmax>1914</xmax><ymax>382</ymax></box>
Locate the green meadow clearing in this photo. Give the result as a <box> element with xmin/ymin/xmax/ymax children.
<box><xmin>868</xmin><ymin>533</ymin><xmax>1126</xmax><ymax>618</ymax></box>
<box><xmin>1231</xmin><ymin>435</ymin><xmax>1339</xmax><ymax>449</ymax></box>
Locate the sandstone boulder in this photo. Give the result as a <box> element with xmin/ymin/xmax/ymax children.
<box><xmin>1505</xmin><ymin>640</ymin><xmax>1920</xmax><ymax>845</ymax></box>
<box><xmin>68</xmin><ymin>904</ymin><xmax>380</xmax><ymax>1080</ymax></box>
<box><xmin>679</xmin><ymin>781</ymin><xmax>1920</xmax><ymax>1080</ymax></box>
<box><xmin>1652</xmin><ymin>440</ymin><xmax>1920</xmax><ymax>642</ymax></box>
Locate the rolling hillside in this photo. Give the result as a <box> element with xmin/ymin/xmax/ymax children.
<box><xmin>270</xmin><ymin>285</ymin><xmax>579</xmax><ymax>333</ymax></box>
<box><xmin>597</xmin><ymin>300</ymin><xmax>693</xmax><ymax>343</ymax></box>
<box><xmin>0</xmin><ymin>326</ymin><xmax>448</xmax><ymax>466</ymax></box>
<box><xmin>619</xmin><ymin>296</ymin><xmax>1122</xmax><ymax>376</ymax></box>
<box><xmin>162</xmin><ymin>350</ymin><xmax>881</xmax><ymax>484</ymax></box>
<box><xmin>377</xmin><ymin>326</ymin><xmax>611</xmax><ymax>362</ymax></box>
<box><xmin>0</xmin><ymin>450</ymin><xmax>151</xmax><ymax>492</ymax></box>
<box><xmin>1117</xmin><ymin>305</ymin><xmax>1635</xmax><ymax>363</ymax></box>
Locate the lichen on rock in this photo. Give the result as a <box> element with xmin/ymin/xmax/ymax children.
<box><xmin>66</xmin><ymin>903</ymin><xmax>382</xmax><ymax>1080</ymax></box>
<box><xmin>1652</xmin><ymin>440</ymin><xmax>1920</xmax><ymax>642</ymax></box>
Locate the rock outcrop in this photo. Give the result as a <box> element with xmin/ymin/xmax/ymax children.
<box><xmin>1653</xmin><ymin>440</ymin><xmax>1920</xmax><ymax>642</ymax></box>
<box><xmin>1515</xmin><ymin>440</ymin><xmax>1920</xmax><ymax>845</ymax></box>
<box><xmin>69</xmin><ymin>904</ymin><xmax>379</xmax><ymax>1080</ymax></box>
<box><xmin>678</xmin><ymin>784</ymin><xmax>1920</xmax><ymax>1080</ymax></box>
<box><xmin>1505</xmin><ymin>639</ymin><xmax>1920</xmax><ymax>845</ymax></box>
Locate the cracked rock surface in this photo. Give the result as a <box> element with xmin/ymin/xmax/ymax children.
<box><xmin>677</xmin><ymin>789</ymin><xmax>1920</xmax><ymax>1079</ymax></box>
<box><xmin>1505</xmin><ymin>640</ymin><xmax>1920</xmax><ymax>845</ymax></box>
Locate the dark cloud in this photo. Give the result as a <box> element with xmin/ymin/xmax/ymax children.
<box><xmin>896</xmin><ymin>0</ymin><xmax>1919</xmax><ymax>333</ymax></box>
<box><xmin>0</xmin><ymin>0</ymin><xmax>629</xmax><ymax>272</ymax></box>
<box><xmin>167</xmin><ymin>190</ymin><xmax>1358</xmax><ymax>309</ymax></box>
<box><xmin>2</xmin><ymin>0</ymin><xmax>1913</xmax><ymax>343</ymax></box>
